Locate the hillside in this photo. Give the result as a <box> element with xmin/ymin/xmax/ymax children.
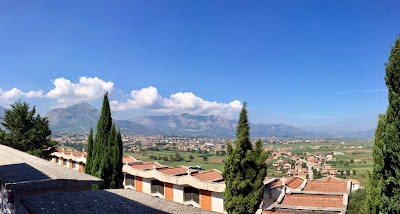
<box><xmin>45</xmin><ymin>103</ymin><xmax>330</xmax><ymax>138</ymax></box>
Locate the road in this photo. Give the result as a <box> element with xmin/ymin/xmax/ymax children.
<box><xmin>300</xmin><ymin>159</ymin><xmax>313</xmax><ymax>180</ymax></box>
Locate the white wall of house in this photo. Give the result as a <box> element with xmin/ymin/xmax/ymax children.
<box><xmin>211</xmin><ymin>192</ymin><xmax>224</xmax><ymax>213</ymax></box>
<box><xmin>173</xmin><ymin>184</ymin><xmax>184</xmax><ymax>203</ymax></box>
<box><xmin>142</xmin><ymin>178</ymin><xmax>152</xmax><ymax>194</ymax></box>
<box><xmin>352</xmin><ymin>184</ymin><xmax>360</xmax><ymax>191</ymax></box>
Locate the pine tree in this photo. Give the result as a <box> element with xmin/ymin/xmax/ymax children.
<box><xmin>223</xmin><ymin>103</ymin><xmax>269</xmax><ymax>214</ymax></box>
<box><xmin>84</xmin><ymin>128</ymin><xmax>94</xmax><ymax>174</ymax></box>
<box><xmin>376</xmin><ymin>35</ymin><xmax>400</xmax><ymax>212</ymax></box>
<box><xmin>0</xmin><ymin>101</ymin><xmax>56</xmax><ymax>159</ymax></box>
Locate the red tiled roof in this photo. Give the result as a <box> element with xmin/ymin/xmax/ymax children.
<box><xmin>281</xmin><ymin>194</ymin><xmax>343</xmax><ymax>208</ymax></box>
<box><xmin>122</xmin><ymin>156</ymin><xmax>137</xmax><ymax>164</ymax></box>
<box><xmin>129</xmin><ymin>162</ymin><xmax>164</xmax><ymax>170</ymax></box>
<box><xmin>191</xmin><ymin>169</ymin><xmax>223</xmax><ymax>182</ymax></box>
<box><xmin>265</xmin><ymin>179</ymin><xmax>283</xmax><ymax>189</ymax></box>
<box><xmin>158</xmin><ymin>166</ymin><xmax>189</xmax><ymax>175</ymax></box>
<box><xmin>315</xmin><ymin>176</ymin><xmax>345</xmax><ymax>183</ymax></box>
<box><xmin>285</xmin><ymin>177</ymin><xmax>304</xmax><ymax>189</ymax></box>
<box><xmin>303</xmin><ymin>181</ymin><xmax>347</xmax><ymax>193</ymax></box>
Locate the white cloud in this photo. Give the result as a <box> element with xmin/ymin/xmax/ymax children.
<box><xmin>0</xmin><ymin>88</ymin><xmax>43</xmax><ymax>105</ymax></box>
<box><xmin>46</xmin><ymin>77</ymin><xmax>114</xmax><ymax>105</ymax></box>
<box><xmin>110</xmin><ymin>86</ymin><xmax>242</xmax><ymax>118</ymax></box>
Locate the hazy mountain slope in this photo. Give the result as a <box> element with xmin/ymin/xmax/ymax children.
<box><xmin>45</xmin><ymin>103</ymin><xmax>372</xmax><ymax>138</ymax></box>
<box><xmin>46</xmin><ymin>102</ymin><xmax>100</xmax><ymax>132</ymax></box>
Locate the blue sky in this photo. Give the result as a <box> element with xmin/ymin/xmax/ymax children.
<box><xmin>0</xmin><ymin>1</ymin><xmax>398</xmax><ymax>132</ymax></box>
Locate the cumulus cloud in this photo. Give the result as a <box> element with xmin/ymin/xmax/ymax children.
<box><xmin>0</xmin><ymin>88</ymin><xmax>43</xmax><ymax>105</ymax></box>
<box><xmin>46</xmin><ymin>77</ymin><xmax>114</xmax><ymax>105</ymax></box>
<box><xmin>110</xmin><ymin>86</ymin><xmax>242</xmax><ymax>118</ymax></box>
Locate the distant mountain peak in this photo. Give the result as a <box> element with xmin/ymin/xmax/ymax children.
<box><xmin>66</xmin><ymin>102</ymin><xmax>97</xmax><ymax>111</ymax></box>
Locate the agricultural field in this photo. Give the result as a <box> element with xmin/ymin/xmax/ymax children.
<box><xmin>124</xmin><ymin>140</ymin><xmax>374</xmax><ymax>185</ymax></box>
<box><xmin>124</xmin><ymin>150</ymin><xmax>225</xmax><ymax>172</ymax></box>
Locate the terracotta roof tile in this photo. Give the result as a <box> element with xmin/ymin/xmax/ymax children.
<box><xmin>158</xmin><ymin>166</ymin><xmax>189</xmax><ymax>175</ymax></box>
<box><xmin>303</xmin><ymin>181</ymin><xmax>347</xmax><ymax>193</ymax></box>
<box><xmin>129</xmin><ymin>162</ymin><xmax>164</xmax><ymax>170</ymax></box>
<box><xmin>315</xmin><ymin>176</ymin><xmax>345</xmax><ymax>183</ymax></box>
<box><xmin>191</xmin><ymin>169</ymin><xmax>223</xmax><ymax>182</ymax></box>
<box><xmin>265</xmin><ymin>179</ymin><xmax>283</xmax><ymax>189</ymax></box>
<box><xmin>285</xmin><ymin>177</ymin><xmax>304</xmax><ymax>189</ymax></box>
<box><xmin>281</xmin><ymin>194</ymin><xmax>343</xmax><ymax>208</ymax></box>
<box><xmin>122</xmin><ymin>156</ymin><xmax>137</xmax><ymax>164</ymax></box>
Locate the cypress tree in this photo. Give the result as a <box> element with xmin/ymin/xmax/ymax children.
<box><xmin>91</xmin><ymin>92</ymin><xmax>112</xmax><ymax>177</ymax></box>
<box><xmin>223</xmin><ymin>103</ymin><xmax>269</xmax><ymax>214</ymax></box>
<box><xmin>100</xmin><ymin>123</ymin><xmax>116</xmax><ymax>188</ymax></box>
<box><xmin>84</xmin><ymin>92</ymin><xmax>123</xmax><ymax>189</ymax></box>
<box><xmin>110</xmin><ymin>129</ymin><xmax>123</xmax><ymax>188</ymax></box>
<box><xmin>366</xmin><ymin>114</ymin><xmax>385</xmax><ymax>213</ymax></box>
<box><xmin>84</xmin><ymin>128</ymin><xmax>94</xmax><ymax>174</ymax></box>
<box><xmin>377</xmin><ymin>35</ymin><xmax>400</xmax><ymax>212</ymax></box>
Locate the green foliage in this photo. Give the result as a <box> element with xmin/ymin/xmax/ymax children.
<box><xmin>223</xmin><ymin>103</ymin><xmax>269</xmax><ymax>214</ymax></box>
<box><xmin>85</xmin><ymin>93</ymin><xmax>123</xmax><ymax>189</ymax></box>
<box><xmin>366</xmin><ymin>36</ymin><xmax>400</xmax><ymax>213</ymax></box>
<box><xmin>0</xmin><ymin>101</ymin><xmax>56</xmax><ymax>159</ymax></box>
<box><xmin>202</xmin><ymin>156</ymin><xmax>208</xmax><ymax>161</ymax></box>
<box><xmin>174</xmin><ymin>152</ymin><xmax>184</xmax><ymax>161</ymax></box>
<box><xmin>189</xmin><ymin>154</ymin><xmax>194</xmax><ymax>160</ymax></box>
<box><xmin>348</xmin><ymin>188</ymin><xmax>367</xmax><ymax>214</ymax></box>
<box><xmin>85</xmin><ymin>128</ymin><xmax>94</xmax><ymax>174</ymax></box>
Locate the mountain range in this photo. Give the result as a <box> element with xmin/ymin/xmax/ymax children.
<box><xmin>43</xmin><ymin>102</ymin><xmax>374</xmax><ymax>139</ymax></box>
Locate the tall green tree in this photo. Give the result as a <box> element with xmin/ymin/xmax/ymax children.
<box><xmin>365</xmin><ymin>114</ymin><xmax>385</xmax><ymax>213</ymax></box>
<box><xmin>348</xmin><ymin>188</ymin><xmax>367</xmax><ymax>214</ymax></box>
<box><xmin>0</xmin><ymin>101</ymin><xmax>56</xmax><ymax>159</ymax></box>
<box><xmin>110</xmin><ymin>129</ymin><xmax>123</xmax><ymax>188</ymax></box>
<box><xmin>84</xmin><ymin>128</ymin><xmax>94</xmax><ymax>174</ymax></box>
<box><xmin>85</xmin><ymin>92</ymin><xmax>123</xmax><ymax>189</ymax></box>
<box><xmin>374</xmin><ymin>35</ymin><xmax>400</xmax><ymax>212</ymax></box>
<box><xmin>223</xmin><ymin>103</ymin><xmax>269</xmax><ymax>214</ymax></box>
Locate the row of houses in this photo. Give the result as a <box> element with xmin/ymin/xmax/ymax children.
<box><xmin>50</xmin><ymin>149</ymin><xmax>355</xmax><ymax>213</ymax></box>
<box><xmin>50</xmin><ymin>149</ymin><xmax>225</xmax><ymax>213</ymax></box>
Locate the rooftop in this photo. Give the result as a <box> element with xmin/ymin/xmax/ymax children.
<box><xmin>22</xmin><ymin>189</ymin><xmax>218</xmax><ymax>214</ymax></box>
<box><xmin>264</xmin><ymin>178</ymin><xmax>283</xmax><ymax>189</ymax></box>
<box><xmin>191</xmin><ymin>169</ymin><xmax>223</xmax><ymax>182</ymax></box>
<box><xmin>122</xmin><ymin>156</ymin><xmax>137</xmax><ymax>164</ymax></box>
<box><xmin>128</xmin><ymin>162</ymin><xmax>165</xmax><ymax>170</ymax></box>
<box><xmin>285</xmin><ymin>177</ymin><xmax>304</xmax><ymax>189</ymax></box>
<box><xmin>280</xmin><ymin>193</ymin><xmax>343</xmax><ymax>208</ymax></box>
<box><xmin>0</xmin><ymin>145</ymin><xmax>102</xmax><ymax>191</ymax></box>
<box><xmin>158</xmin><ymin>166</ymin><xmax>190</xmax><ymax>176</ymax></box>
<box><xmin>303</xmin><ymin>181</ymin><xmax>348</xmax><ymax>193</ymax></box>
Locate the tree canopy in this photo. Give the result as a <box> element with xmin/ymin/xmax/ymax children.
<box><xmin>85</xmin><ymin>93</ymin><xmax>123</xmax><ymax>189</ymax></box>
<box><xmin>367</xmin><ymin>35</ymin><xmax>400</xmax><ymax>212</ymax></box>
<box><xmin>223</xmin><ymin>103</ymin><xmax>269</xmax><ymax>214</ymax></box>
<box><xmin>0</xmin><ymin>101</ymin><xmax>56</xmax><ymax>159</ymax></box>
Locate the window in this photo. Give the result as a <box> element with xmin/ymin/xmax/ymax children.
<box><xmin>184</xmin><ymin>187</ymin><xmax>199</xmax><ymax>204</ymax></box>
<box><xmin>126</xmin><ymin>174</ymin><xmax>135</xmax><ymax>187</ymax></box>
<box><xmin>72</xmin><ymin>161</ymin><xmax>77</xmax><ymax>170</ymax></box>
<box><xmin>56</xmin><ymin>158</ymin><xmax>60</xmax><ymax>164</ymax></box>
<box><xmin>63</xmin><ymin>159</ymin><xmax>67</xmax><ymax>167</ymax></box>
<box><xmin>151</xmin><ymin>180</ymin><xmax>164</xmax><ymax>195</ymax></box>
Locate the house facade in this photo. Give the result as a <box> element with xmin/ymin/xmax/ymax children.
<box><xmin>122</xmin><ymin>162</ymin><xmax>226</xmax><ymax>213</ymax></box>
